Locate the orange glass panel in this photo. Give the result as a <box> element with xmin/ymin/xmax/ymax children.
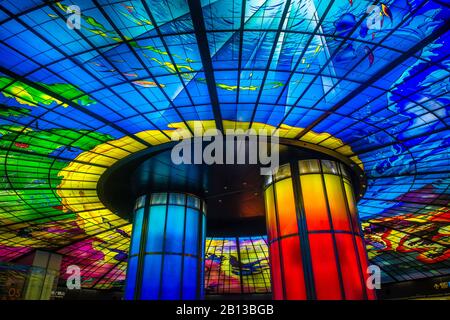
<box><xmin>275</xmin><ymin>178</ymin><xmax>298</xmax><ymax>237</ymax></box>
<box><xmin>324</xmin><ymin>174</ymin><xmax>350</xmax><ymax>232</ymax></box>
<box><xmin>355</xmin><ymin>236</ymin><xmax>377</xmax><ymax>300</ymax></box>
<box><xmin>269</xmin><ymin>241</ymin><xmax>283</xmax><ymax>300</ymax></box>
<box><xmin>344</xmin><ymin>181</ymin><xmax>360</xmax><ymax>233</ymax></box>
<box><xmin>308</xmin><ymin>233</ymin><xmax>342</xmax><ymax>299</ymax></box>
<box><xmin>335</xmin><ymin>233</ymin><xmax>364</xmax><ymax>299</ymax></box>
<box><xmin>300</xmin><ymin>174</ymin><xmax>330</xmax><ymax>231</ymax></box>
<box><xmin>281</xmin><ymin>236</ymin><xmax>307</xmax><ymax>299</ymax></box>
<box><xmin>264</xmin><ymin>185</ymin><xmax>277</xmax><ymax>240</ymax></box>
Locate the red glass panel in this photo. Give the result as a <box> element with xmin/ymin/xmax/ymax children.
<box><xmin>281</xmin><ymin>236</ymin><xmax>306</xmax><ymax>299</ymax></box>
<box><xmin>269</xmin><ymin>241</ymin><xmax>283</xmax><ymax>300</ymax></box>
<box><xmin>308</xmin><ymin>233</ymin><xmax>342</xmax><ymax>299</ymax></box>
<box><xmin>335</xmin><ymin>233</ymin><xmax>364</xmax><ymax>299</ymax></box>
<box><xmin>355</xmin><ymin>236</ymin><xmax>377</xmax><ymax>300</ymax></box>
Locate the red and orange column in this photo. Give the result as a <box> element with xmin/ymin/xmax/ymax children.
<box><xmin>263</xmin><ymin>159</ymin><xmax>376</xmax><ymax>300</ymax></box>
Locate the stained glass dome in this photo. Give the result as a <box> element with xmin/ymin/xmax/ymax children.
<box><xmin>0</xmin><ymin>0</ymin><xmax>448</xmax><ymax>292</ymax></box>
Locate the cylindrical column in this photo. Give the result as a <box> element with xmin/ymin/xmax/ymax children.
<box><xmin>263</xmin><ymin>159</ymin><xmax>376</xmax><ymax>300</ymax></box>
<box><xmin>125</xmin><ymin>192</ymin><xmax>206</xmax><ymax>300</ymax></box>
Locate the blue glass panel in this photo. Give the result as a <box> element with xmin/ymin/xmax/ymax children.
<box><xmin>151</xmin><ymin>193</ymin><xmax>167</xmax><ymax>204</ymax></box>
<box><xmin>124</xmin><ymin>256</ymin><xmax>138</xmax><ymax>300</ymax></box>
<box><xmin>182</xmin><ymin>256</ymin><xmax>198</xmax><ymax>300</ymax></box>
<box><xmin>202</xmin><ymin>215</ymin><xmax>206</xmax><ymax>255</ymax></box>
<box><xmin>146</xmin><ymin>205</ymin><xmax>167</xmax><ymax>252</ymax></box>
<box><xmin>169</xmin><ymin>193</ymin><xmax>185</xmax><ymax>205</ymax></box>
<box><xmin>161</xmin><ymin>255</ymin><xmax>182</xmax><ymax>300</ymax></box>
<box><xmin>141</xmin><ymin>255</ymin><xmax>162</xmax><ymax>300</ymax></box>
<box><xmin>134</xmin><ymin>195</ymin><xmax>146</xmax><ymax>210</ymax></box>
<box><xmin>130</xmin><ymin>208</ymin><xmax>144</xmax><ymax>255</ymax></box>
<box><xmin>200</xmin><ymin>214</ymin><xmax>206</xmax><ymax>298</ymax></box>
<box><xmin>187</xmin><ymin>195</ymin><xmax>200</xmax><ymax>209</ymax></box>
<box><xmin>184</xmin><ymin>208</ymin><xmax>199</xmax><ymax>256</ymax></box>
<box><xmin>165</xmin><ymin>205</ymin><xmax>185</xmax><ymax>254</ymax></box>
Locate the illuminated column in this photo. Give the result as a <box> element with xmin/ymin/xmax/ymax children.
<box><xmin>263</xmin><ymin>159</ymin><xmax>376</xmax><ymax>300</ymax></box>
<box><xmin>125</xmin><ymin>192</ymin><xmax>206</xmax><ymax>300</ymax></box>
<box><xmin>21</xmin><ymin>251</ymin><xmax>62</xmax><ymax>300</ymax></box>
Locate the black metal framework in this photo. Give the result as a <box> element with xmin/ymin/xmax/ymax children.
<box><xmin>188</xmin><ymin>0</ymin><xmax>224</xmax><ymax>132</ymax></box>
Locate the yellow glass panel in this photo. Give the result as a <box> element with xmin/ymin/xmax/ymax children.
<box><xmin>264</xmin><ymin>185</ymin><xmax>277</xmax><ymax>240</ymax></box>
<box><xmin>344</xmin><ymin>181</ymin><xmax>360</xmax><ymax>232</ymax></box>
<box><xmin>300</xmin><ymin>174</ymin><xmax>330</xmax><ymax>231</ymax></box>
<box><xmin>324</xmin><ymin>174</ymin><xmax>350</xmax><ymax>232</ymax></box>
<box><xmin>274</xmin><ymin>178</ymin><xmax>298</xmax><ymax>237</ymax></box>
